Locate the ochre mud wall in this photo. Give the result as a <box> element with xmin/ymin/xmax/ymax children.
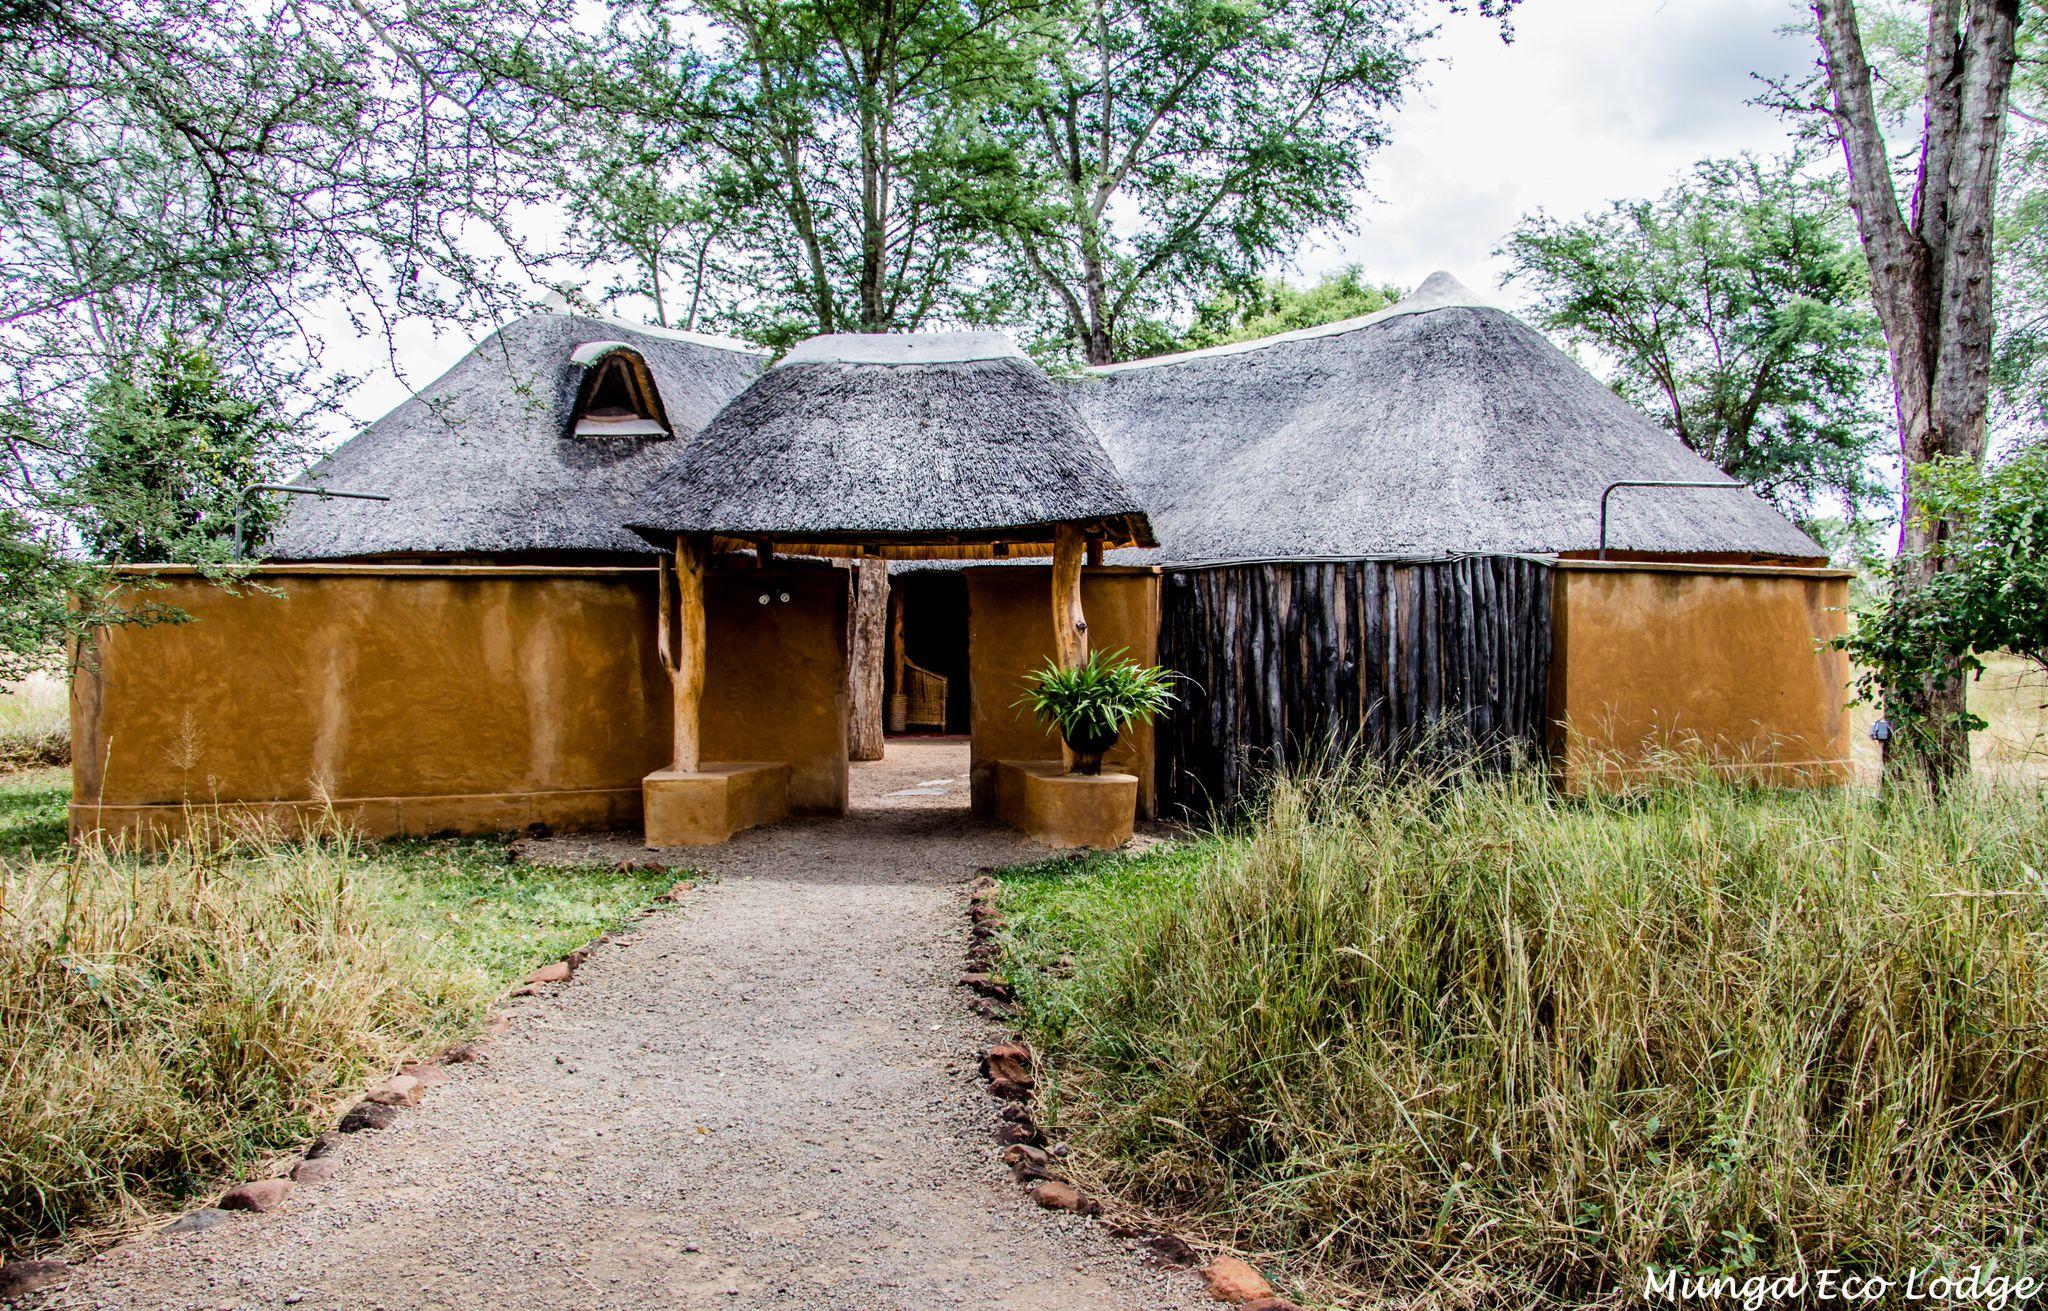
<box><xmin>73</xmin><ymin>564</ymin><xmax>846</xmax><ymax>844</ymax></box>
<box><xmin>964</xmin><ymin>567</ymin><xmax>1160</xmax><ymax>818</ymax></box>
<box><xmin>1549</xmin><ymin>561</ymin><xmax>1853</xmax><ymax>788</ymax></box>
<box><xmin>701</xmin><ymin>569</ymin><xmax>849</xmax><ymax>813</ymax></box>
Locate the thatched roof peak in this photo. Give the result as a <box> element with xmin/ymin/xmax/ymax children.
<box><xmin>1092</xmin><ymin>269</ymin><xmax>1491</xmax><ymax>375</ymax></box>
<box><xmin>779</xmin><ymin>331</ymin><xmax>1023</xmax><ymax>368</ymax></box>
<box><xmin>1065</xmin><ymin>283</ymin><xmax>1824</xmax><ymax>564</ymax></box>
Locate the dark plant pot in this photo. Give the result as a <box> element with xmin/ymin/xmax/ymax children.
<box><xmin>1063</xmin><ymin>722</ymin><xmax>1120</xmax><ymax>776</ymax></box>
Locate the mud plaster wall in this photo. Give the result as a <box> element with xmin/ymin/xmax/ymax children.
<box><xmin>73</xmin><ymin>565</ymin><xmax>846</xmax><ymax>840</ymax></box>
<box><xmin>963</xmin><ymin>567</ymin><xmax>1160</xmax><ymax>818</ymax></box>
<box><xmin>1548</xmin><ymin>562</ymin><xmax>1852</xmax><ymax>788</ymax></box>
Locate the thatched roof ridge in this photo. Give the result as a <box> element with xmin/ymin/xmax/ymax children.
<box><xmin>627</xmin><ymin>336</ymin><xmax>1152</xmax><ymax>558</ymax></box>
<box><xmin>1064</xmin><ymin>272</ymin><xmax>1824</xmax><ymax>564</ymax></box>
<box><xmin>266</xmin><ymin>313</ymin><xmax>764</xmax><ymax>559</ymax></box>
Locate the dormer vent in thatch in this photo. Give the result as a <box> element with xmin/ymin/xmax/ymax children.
<box><xmin>627</xmin><ymin>332</ymin><xmax>1154</xmax><ymax>560</ymax></box>
<box><xmin>568</xmin><ymin>342</ymin><xmax>673</xmax><ymax>439</ymax></box>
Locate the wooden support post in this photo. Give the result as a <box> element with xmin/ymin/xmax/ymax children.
<box><xmin>1053</xmin><ymin>524</ymin><xmax>1089</xmax><ymax>670</ymax></box>
<box><xmin>753</xmin><ymin>537</ymin><xmax>774</xmax><ymax>568</ymax></box>
<box><xmin>848</xmin><ymin>557</ymin><xmax>887</xmax><ymax>761</ymax></box>
<box><xmin>1052</xmin><ymin>524</ymin><xmax>1090</xmax><ymax>772</ymax></box>
<box><xmin>667</xmin><ymin>534</ymin><xmax>707</xmax><ymax>772</ymax></box>
<box><xmin>1085</xmin><ymin>535</ymin><xmax>1104</xmax><ymax>568</ymax></box>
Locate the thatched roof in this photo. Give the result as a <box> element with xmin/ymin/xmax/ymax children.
<box><xmin>1064</xmin><ymin>272</ymin><xmax>1824</xmax><ymax>564</ymax></box>
<box><xmin>626</xmin><ymin>333</ymin><xmax>1153</xmax><ymax>559</ymax></box>
<box><xmin>267</xmin><ymin>314</ymin><xmax>764</xmax><ymax>559</ymax></box>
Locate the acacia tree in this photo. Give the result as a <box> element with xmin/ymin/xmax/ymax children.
<box><xmin>559</xmin><ymin>136</ymin><xmax>736</xmax><ymax>332</ymax></box>
<box><xmin>1</xmin><ymin>0</ymin><xmax>558</xmax><ymax>672</ymax></box>
<box><xmin>1139</xmin><ymin>265</ymin><xmax>1400</xmax><ymax>357</ymax></box>
<box><xmin>1500</xmin><ymin>154</ymin><xmax>1889</xmax><ymax>522</ymax></box>
<box><xmin>586</xmin><ymin>0</ymin><xmax>1048</xmax><ymax>343</ymax></box>
<box><xmin>975</xmin><ymin>0</ymin><xmax>1422</xmax><ymax>364</ymax></box>
<box><xmin>1806</xmin><ymin>0</ymin><xmax>2024</xmax><ymax>781</ymax></box>
<box><xmin>67</xmin><ymin>336</ymin><xmax>302</xmax><ymax>564</ymax></box>
<box><xmin>1857</xmin><ymin>1</ymin><xmax>2048</xmax><ymax>440</ymax></box>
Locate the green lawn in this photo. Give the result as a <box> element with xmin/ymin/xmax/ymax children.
<box><xmin>0</xmin><ymin>766</ymin><xmax>70</xmax><ymax>857</ymax></box>
<box><xmin>0</xmin><ymin>773</ymin><xmax>694</xmax><ymax>1254</ymax></box>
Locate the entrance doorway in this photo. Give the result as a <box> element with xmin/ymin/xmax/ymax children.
<box><xmin>886</xmin><ymin>571</ymin><xmax>971</xmax><ymax>737</ymax></box>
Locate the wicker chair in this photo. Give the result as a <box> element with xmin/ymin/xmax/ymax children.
<box><xmin>901</xmin><ymin>660</ymin><xmax>949</xmax><ymax>730</ymax></box>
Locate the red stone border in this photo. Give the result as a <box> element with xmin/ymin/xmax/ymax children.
<box><xmin>960</xmin><ymin>871</ymin><xmax>1302</xmax><ymax>1309</ymax></box>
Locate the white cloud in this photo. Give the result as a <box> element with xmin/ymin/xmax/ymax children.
<box><xmin>1304</xmin><ymin>0</ymin><xmax>1820</xmax><ymax>299</ymax></box>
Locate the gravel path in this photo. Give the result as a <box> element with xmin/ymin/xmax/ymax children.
<box><xmin>47</xmin><ymin>742</ymin><xmax>1205</xmax><ymax>1311</ymax></box>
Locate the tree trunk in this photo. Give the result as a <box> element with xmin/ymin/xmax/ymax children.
<box><xmin>1079</xmin><ymin>235</ymin><xmax>1115</xmax><ymax>366</ymax></box>
<box><xmin>847</xmin><ymin>558</ymin><xmax>888</xmax><ymax>762</ymax></box>
<box><xmin>1812</xmin><ymin>0</ymin><xmax>2019</xmax><ymax>786</ymax></box>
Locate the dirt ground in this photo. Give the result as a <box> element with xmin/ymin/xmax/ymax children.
<box><xmin>41</xmin><ymin>741</ymin><xmax>1206</xmax><ymax>1311</ymax></box>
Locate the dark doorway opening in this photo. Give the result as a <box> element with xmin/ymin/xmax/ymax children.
<box><xmin>887</xmin><ymin>571</ymin><xmax>971</xmax><ymax>736</ymax></box>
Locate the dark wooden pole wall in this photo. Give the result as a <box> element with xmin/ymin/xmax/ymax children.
<box><xmin>1156</xmin><ymin>557</ymin><xmax>1555</xmax><ymax>816</ymax></box>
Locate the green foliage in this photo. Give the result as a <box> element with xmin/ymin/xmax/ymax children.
<box><xmin>575</xmin><ymin>0</ymin><xmax>1047</xmax><ymax>338</ymax></box>
<box><xmin>1015</xmin><ymin>648</ymin><xmax>1178</xmax><ymax>742</ymax></box>
<box><xmin>995</xmin><ymin>760</ymin><xmax>2048</xmax><ymax>1302</ymax></box>
<box><xmin>559</xmin><ymin>140</ymin><xmax>735</xmax><ymax>334</ymax></box>
<box><xmin>0</xmin><ymin>505</ymin><xmax>184</xmax><ymax>683</ymax></box>
<box><xmin>1501</xmin><ymin>154</ymin><xmax>1889</xmax><ymax>520</ymax></box>
<box><xmin>566</xmin><ymin>0</ymin><xmax>1443</xmax><ymax>361</ymax></box>
<box><xmin>0</xmin><ymin>768</ymin><xmax>70</xmax><ymax>857</ymax></box>
<box><xmin>1840</xmin><ymin>447</ymin><xmax>2048</xmax><ymax>748</ymax></box>
<box><xmin>68</xmin><ymin>336</ymin><xmax>298</xmax><ymax>563</ymax></box>
<box><xmin>977</xmin><ymin>0</ymin><xmax>1423</xmax><ymax>364</ymax></box>
<box><xmin>1139</xmin><ymin>266</ymin><xmax>1401</xmax><ymax>357</ymax></box>
<box><xmin>0</xmin><ymin>812</ymin><xmax>689</xmax><ymax>1251</ymax></box>
<box><xmin>3</xmin><ymin>0</ymin><xmax>551</xmax><ymax>674</ymax></box>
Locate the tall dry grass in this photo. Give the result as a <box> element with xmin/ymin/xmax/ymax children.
<box><xmin>0</xmin><ymin>827</ymin><xmax>478</xmax><ymax>1249</ymax></box>
<box><xmin>1001</xmin><ymin>761</ymin><xmax>2048</xmax><ymax>1305</ymax></box>
<box><xmin>0</xmin><ymin>673</ymin><xmax>70</xmax><ymax>772</ymax></box>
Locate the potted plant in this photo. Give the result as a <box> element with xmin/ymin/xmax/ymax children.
<box><xmin>1016</xmin><ymin>648</ymin><xmax>1178</xmax><ymax>775</ymax></box>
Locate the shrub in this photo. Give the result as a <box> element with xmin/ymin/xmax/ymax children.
<box><xmin>997</xmin><ymin>761</ymin><xmax>2048</xmax><ymax>1304</ymax></box>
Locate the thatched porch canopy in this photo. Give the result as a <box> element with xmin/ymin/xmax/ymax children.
<box><xmin>626</xmin><ymin>333</ymin><xmax>1153</xmax><ymax>559</ymax></box>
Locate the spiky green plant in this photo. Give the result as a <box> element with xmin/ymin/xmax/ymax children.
<box><xmin>1015</xmin><ymin>648</ymin><xmax>1177</xmax><ymax>772</ymax></box>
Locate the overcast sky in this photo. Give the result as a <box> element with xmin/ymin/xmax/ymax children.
<box><xmin>319</xmin><ymin>0</ymin><xmax>1826</xmax><ymax>443</ymax></box>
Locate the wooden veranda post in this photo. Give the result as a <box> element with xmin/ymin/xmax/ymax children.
<box><xmin>657</xmin><ymin>533</ymin><xmax>708</xmax><ymax>772</ymax></box>
<box><xmin>1052</xmin><ymin>523</ymin><xmax>1090</xmax><ymax>670</ymax></box>
<box><xmin>847</xmin><ymin>557</ymin><xmax>888</xmax><ymax>761</ymax></box>
<box><xmin>1052</xmin><ymin>524</ymin><xmax>1089</xmax><ymax>770</ymax></box>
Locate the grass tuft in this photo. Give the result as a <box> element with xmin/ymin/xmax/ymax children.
<box><xmin>997</xmin><ymin>759</ymin><xmax>2048</xmax><ymax>1306</ymax></box>
<box><xmin>0</xmin><ymin>812</ymin><xmax>684</xmax><ymax>1254</ymax></box>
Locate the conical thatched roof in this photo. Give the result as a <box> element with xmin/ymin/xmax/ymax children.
<box><xmin>1064</xmin><ymin>272</ymin><xmax>1824</xmax><ymax>565</ymax></box>
<box><xmin>267</xmin><ymin>314</ymin><xmax>764</xmax><ymax>559</ymax></box>
<box><xmin>627</xmin><ymin>333</ymin><xmax>1153</xmax><ymax>559</ymax></box>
